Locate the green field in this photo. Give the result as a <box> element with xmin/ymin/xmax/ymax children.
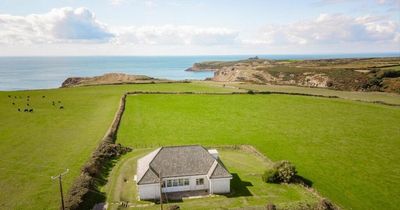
<box><xmin>118</xmin><ymin>94</ymin><xmax>400</xmax><ymax>210</ymax></box>
<box><xmin>197</xmin><ymin>81</ymin><xmax>400</xmax><ymax>105</ymax></box>
<box><xmin>0</xmin><ymin>83</ymin><xmax>232</xmax><ymax>209</ymax></box>
<box><xmin>105</xmin><ymin>147</ymin><xmax>319</xmax><ymax>210</ymax></box>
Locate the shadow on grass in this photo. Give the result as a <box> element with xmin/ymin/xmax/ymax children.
<box><xmin>81</xmin><ymin>191</ymin><xmax>106</xmax><ymax>210</ymax></box>
<box><xmin>82</xmin><ymin>158</ymin><xmax>122</xmax><ymax>209</ymax></box>
<box><xmin>227</xmin><ymin>173</ymin><xmax>253</xmax><ymax>197</ymax></box>
<box><xmin>293</xmin><ymin>175</ymin><xmax>313</xmax><ymax>187</ymax></box>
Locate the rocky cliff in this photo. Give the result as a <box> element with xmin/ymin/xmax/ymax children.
<box><xmin>189</xmin><ymin>57</ymin><xmax>400</xmax><ymax>93</ymax></box>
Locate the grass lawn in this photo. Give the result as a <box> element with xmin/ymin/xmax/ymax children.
<box><xmin>105</xmin><ymin>147</ymin><xmax>319</xmax><ymax>210</ymax></box>
<box><xmin>0</xmin><ymin>82</ymin><xmax>233</xmax><ymax>209</ymax></box>
<box><xmin>117</xmin><ymin>94</ymin><xmax>400</xmax><ymax>210</ymax></box>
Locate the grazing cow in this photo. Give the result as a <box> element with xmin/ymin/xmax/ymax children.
<box><xmin>42</xmin><ymin>96</ymin><xmax>45</xmax><ymax>98</ymax></box>
<box><xmin>29</xmin><ymin>109</ymin><xmax>33</xmax><ymax>112</ymax></box>
<box><xmin>8</xmin><ymin>95</ymin><xmax>11</xmax><ymax>98</ymax></box>
<box><xmin>27</xmin><ymin>96</ymin><xmax>30</xmax><ymax>98</ymax></box>
<box><xmin>27</xmin><ymin>98</ymin><xmax>30</xmax><ymax>101</ymax></box>
<box><xmin>18</xmin><ymin>108</ymin><xmax>21</xmax><ymax>112</ymax></box>
<box><xmin>27</xmin><ymin>103</ymin><xmax>30</xmax><ymax>106</ymax></box>
<box><xmin>58</xmin><ymin>101</ymin><xmax>61</xmax><ymax>103</ymax></box>
<box><xmin>24</xmin><ymin>109</ymin><xmax>28</xmax><ymax>112</ymax></box>
<box><xmin>60</xmin><ymin>106</ymin><xmax>64</xmax><ymax>109</ymax></box>
<box><xmin>14</xmin><ymin>96</ymin><xmax>17</xmax><ymax>99</ymax></box>
<box><xmin>52</xmin><ymin>101</ymin><xmax>55</xmax><ymax>106</ymax></box>
<box><xmin>12</xmin><ymin>102</ymin><xmax>15</xmax><ymax>105</ymax></box>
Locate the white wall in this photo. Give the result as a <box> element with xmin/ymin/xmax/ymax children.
<box><xmin>162</xmin><ymin>175</ymin><xmax>209</xmax><ymax>193</ymax></box>
<box><xmin>138</xmin><ymin>183</ymin><xmax>160</xmax><ymax>200</ymax></box>
<box><xmin>190</xmin><ymin>175</ymin><xmax>209</xmax><ymax>191</ymax></box>
<box><xmin>210</xmin><ymin>178</ymin><xmax>231</xmax><ymax>194</ymax></box>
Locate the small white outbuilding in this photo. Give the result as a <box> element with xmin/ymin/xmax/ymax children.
<box><xmin>135</xmin><ymin>145</ymin><xmax>232</xmax><ymax>200</ymax></box>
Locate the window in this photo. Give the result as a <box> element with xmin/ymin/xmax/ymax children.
<box><xmin>196</xmin><ymin>178</ymin><xmax>204</xmax><ymax>185</ymax></box>
<box><xmin>163</xmin><ymin>178</ymin><xmax>190</xmax><ymax>188</ymax></box>
<box><xmin>184</xmin><ymin>179</ymin><xmax>189</xmax><ymax>186</ymax></box>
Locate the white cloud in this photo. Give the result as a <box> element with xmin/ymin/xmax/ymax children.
<box><xmin>244</xmin><ymin>14</ymin><xmax>399</xmax><ymax>46</ymax></box>
<box><xmin>110</xmin><ymin>0</ymin><xmax>126</xmax><ymax>6</ymax></box>
<box><xmin>112</xmin><ymin>25</ymin><xmax>238</xmax><ymax>45</ymax></box>
<box><xmin>0</xmin><ymin>7</ymin><xmax>398</xmax><ymax>55</ymax></box>
<box><xmin>0</xmin><ymin>7</ymin><xmax>237</xmax><ymax>46</ymax></box>
<box><xmin>317</xmin><ymin>0</ymin><xmax>399</xmax><ymax>5</ymax></box>
<box><xmin>0</xmin><ymin>7</ymin><xmax>113</xmax><ymax>44</ymax></box>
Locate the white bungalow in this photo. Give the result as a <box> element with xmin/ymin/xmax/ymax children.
<box><xmin>135</xmin><ymin>145</ymin><xmax>232</xmax><ymax>200</ymax></box>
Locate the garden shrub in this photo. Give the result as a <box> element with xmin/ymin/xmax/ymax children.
<box><xmin>262</xmin><ymin>160</ymin><xmax>297</xmax><ymax>183</ymax></box>
<box><xmin>262</xmin><ymin>168</ymin><xmax>278</xmax><ymax>183</ymax></box>
<box><xmin>168</xmin><ymin>205</ymin><xmax>180</xmax><ymax>210</ymax></box>
<box><xmin>316</xmin><ymin>198</ymin><xmax>337</xmax><ymax>210</ymax></box>
<box><xmin>266</xmin><ymin>203</ymin><xmax>277</xmax><ymax>210</ymax></box>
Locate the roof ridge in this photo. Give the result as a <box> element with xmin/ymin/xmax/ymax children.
<box><xmin>148</xmin><ymin>146</ymin><xmax>164</xmax><ymax>177</ymax></box>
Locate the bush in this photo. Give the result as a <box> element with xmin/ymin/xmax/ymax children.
<box><xmin>262</xmin><ymin>160</ymin><xmax>297</xmax><ymax>183</ymax></box>
<box><xmin>168</xmin><ymin>205</ymin><xmax>180</xmax><ymax>210</ymax></box>
<box><xmin>65</xmin><ymin>143</ymin><xmax>132</xmax><ymax>209</ymax></box>
<box><xmin>316</xmin><ymin>198</ymin><xmax>337</xmax><ymax>210</ymax></box>
<box><xmin>266</xmin><ymin>203</ymin><xmax>276</xmax><ymax>210</ymax></box>
<box><xmin>382</xmin><ymin>70</ymin><xmax>400</xmax><ymax>78</ymax></box>
<box><xmin>262</xmin><ymin>169</ymin><xmax>278</xmax><ymax>183</ymax></box>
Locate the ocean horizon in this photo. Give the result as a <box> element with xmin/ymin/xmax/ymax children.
<box><xmin>1</xmin><ymin>53</ymin><xmax>399</xmax><ymax>91</ymax></box>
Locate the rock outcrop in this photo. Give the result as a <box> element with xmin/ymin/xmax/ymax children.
<box><xmin>61</xmin><ymin>73</ymin><xmax>160</xmax><ymax>87</ymax></box>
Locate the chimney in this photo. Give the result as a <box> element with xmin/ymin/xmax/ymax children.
<box><xmin>208</xmin><ymin>149</ymin><xmax>219</xmax><ymax>159</ymax></box>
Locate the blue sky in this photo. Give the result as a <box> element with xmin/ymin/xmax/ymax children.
<box><xmin>0</xmin><ymin>0</ymin><xmax>399</xmax><ymax>55</ymax></box>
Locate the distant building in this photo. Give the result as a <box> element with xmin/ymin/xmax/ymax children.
<box><xmin>135</xmin><ymin>145</ymin><xmax>232</xmax><ymax>200</ymax></box>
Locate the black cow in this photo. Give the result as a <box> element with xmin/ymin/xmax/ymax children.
<box><xmin>24</xmin><ymin>109</ymin><xmax>28</xmax><ymax>112</ymax></box>
<box><xmin>29</xmin><ymin>109</ymin><xmax>33</xmax><ymax>112</ymax></box>
<box><xmin>18</xmin><ymin>108</ymin><xmax>21</xmax><ymax>112</ymax></box>
<box><xmin>59</xmin><ymin>106</ymin><xmax>64</xmax><ymax>109</ymax></box>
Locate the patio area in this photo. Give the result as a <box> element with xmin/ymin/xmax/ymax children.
<box><xmin>163</xmin><ymin>190</ymin><xmax>210</xmax><ymax>201</ymax></box>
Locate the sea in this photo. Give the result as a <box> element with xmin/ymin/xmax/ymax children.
<box><xmin>0</xmin><ymin>53</ymin><xmax>398</xmax><ymax>91</ymax></box>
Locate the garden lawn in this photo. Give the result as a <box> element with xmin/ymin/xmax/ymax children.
<box><xmin>117</xmin><ymin>94</ymin><xmax>400</xmax><ymax>210</ymax></box>
<box><xmin>105</xmin><ymin>147</ymin><xmax>319</xmax><ymax>210</ymax></box>
<box><xmin>0</xmin><ymin>82</ymin><xmax>232</xmax><ymax>209</ymax></box>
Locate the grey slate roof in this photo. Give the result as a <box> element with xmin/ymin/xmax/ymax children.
<box><xmin>210</xmin><ymin>163</ymin><xmax>232</xmax><ymax>179</ymax></box>
<box><xmin>137</xmin><ymin>145</ymin><xmax>231</xmax><ymax>185</ymax></box>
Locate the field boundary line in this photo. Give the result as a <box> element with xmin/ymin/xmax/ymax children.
<box><xmin>66</xmin><ymin>89</ymin><xmax>388</xmax><ymax>209</ymax></box>
<box><xmin>124</xmin><ymin>91</ymin><xmax>400</xmax><ymax>106</ymax></box>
